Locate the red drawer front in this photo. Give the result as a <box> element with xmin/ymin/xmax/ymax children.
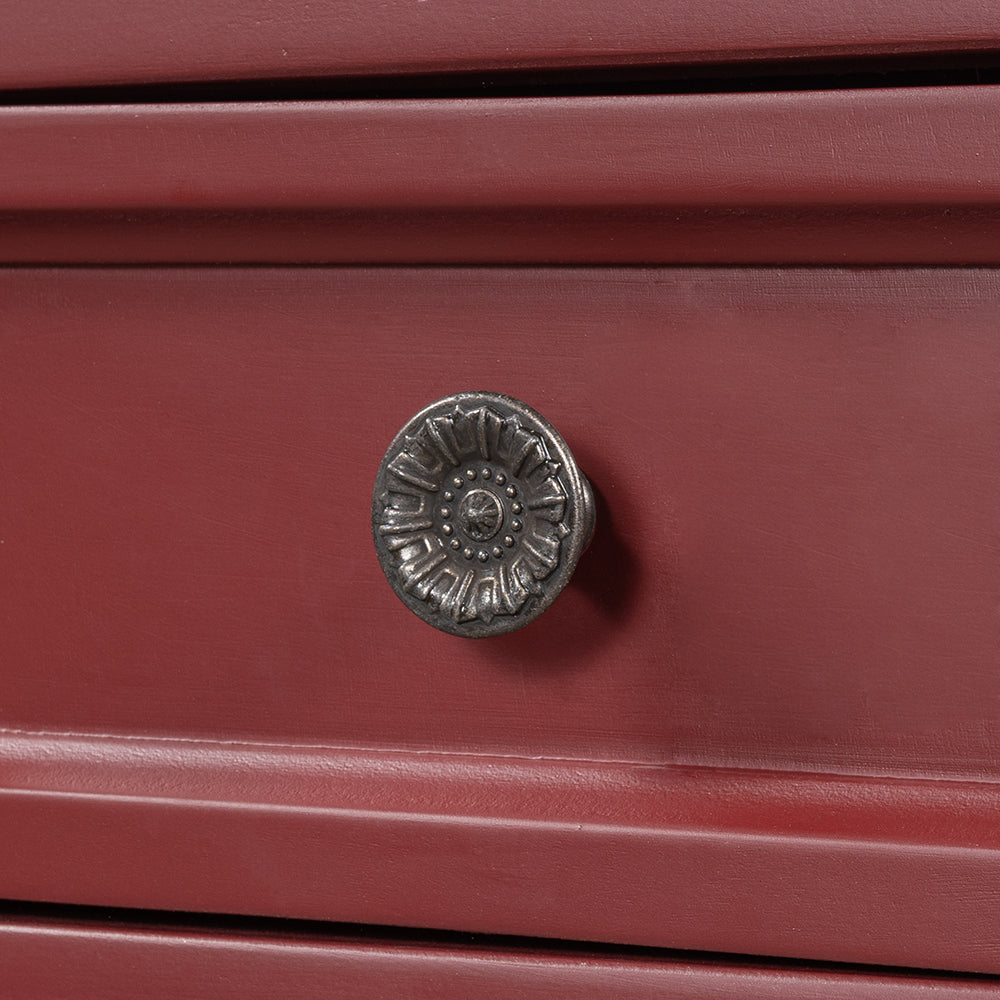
<box><xmin>2</xmin><ymin>265</ymin><xmax>999</xmax><ymax>972</ymax></box>
<box><xmin>2</xmin><ymin>266</ymin><xmax>997</xmax><ymax>781</ymax></box>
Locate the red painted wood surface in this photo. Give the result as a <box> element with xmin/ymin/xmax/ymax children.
<box><xmin>2</xmin><ymin>733</ymin><xmax>1000</xmax><ymax>974</ymax></box>
<box><xmin>2</xmin><ymin>267</ymin><xmax>997</xmax><ymax>781</ymax></box>
<box><xmin>4</xmin><ymin>0</ymin><xmax>1000</xmax><ymax>90</ymax></box>
<box><xmin>4</xmin><ymin>90</ymin><xmax>1000</xmax><ymax>264</ymax></box>
<box><xmin>4</xmin><ymin>913</ymin><xmax>997</xmax><ymax>1000</ymax></box>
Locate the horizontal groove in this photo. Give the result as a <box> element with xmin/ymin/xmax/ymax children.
<box><xmin>3</xmin><ymin>51</ymin><xmax>1000</xmax><ymax>105</ymax></box>
<box><xmin>0</xmin><ymin>262</ymin><xmax>995</xmax><ymax>272</ymax></box>
<box><xmin>1</xmin><ymin>897</ymin><xmax>996</xmax><ymax>983</ymax></box>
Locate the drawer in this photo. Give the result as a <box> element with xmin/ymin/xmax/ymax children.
<box><xmin>2</xmin><ymin>265</ymin><xmax>999</xmax><ymax>973</ymax></box>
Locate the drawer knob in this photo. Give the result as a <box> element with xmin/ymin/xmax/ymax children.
<box><xmin>372</xmin><ymin>391</ymin><xmax>595</xmax><ymax>637</ymax></box>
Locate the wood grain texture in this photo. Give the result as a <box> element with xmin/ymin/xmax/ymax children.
<box><xmin>4</xmin><ymin>911</ymin><xmax>998</xmax><ymax>1000</ymax></box>
<box><xmin>1</xmin><ymin>267</ymin><xmax>998</xmax><ymax>781</ymax></box>
<box><xmin>4</xmin><ymin>90</ymin><xmax>1000</xmax><ymax>263</ymax></box>
<box><xmin>2</xmin><ymin>733</ymin><xmax>1000</xmax><ymax>975</ymax></box>
<box><xmin>3</xmin><ymin>0</ymin><xmax>1000</xmax><ymax>89</ymax></box>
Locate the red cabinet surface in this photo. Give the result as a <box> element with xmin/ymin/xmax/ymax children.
<box><xmin>2</xmin><ymin>35</ymin><xmax>1000</xmax><ymax>992</ymax></box>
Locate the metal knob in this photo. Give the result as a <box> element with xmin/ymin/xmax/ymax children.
<box><xmin>372</xmin><ymin>391</ymin><xmax>595</xmax><ymax>637</ymax></box>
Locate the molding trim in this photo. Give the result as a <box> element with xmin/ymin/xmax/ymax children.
<box><xmin>3</xmin><ymin>730</ymin><xmax>999</xmax><ymax>974</ymax></box>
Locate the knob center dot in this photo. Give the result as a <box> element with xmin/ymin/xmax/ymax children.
<box><xmin>457</xmin><ymin>488</ymin><xmax>504</xmax><ymax>542</ymax></box>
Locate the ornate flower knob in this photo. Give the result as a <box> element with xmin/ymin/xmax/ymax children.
<box><xmin>372</xmin><ymin>392</ymin><xmax>595</xmax><ymax>637</ymax></box>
